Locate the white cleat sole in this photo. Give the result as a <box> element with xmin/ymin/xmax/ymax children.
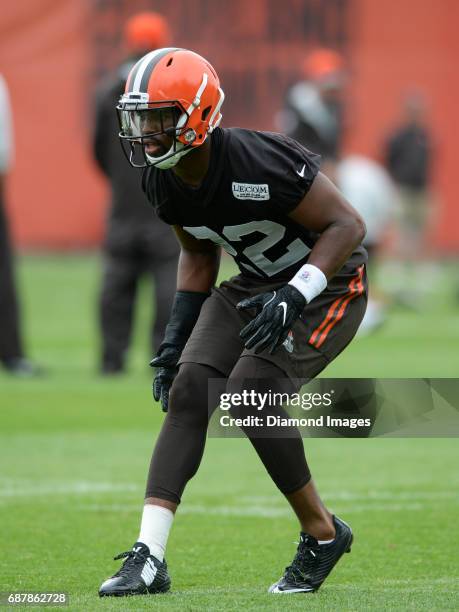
<box><xmin>268</xmin><ymin>583</ymin><xmax>315</xmax><ymax>594</ymax></box>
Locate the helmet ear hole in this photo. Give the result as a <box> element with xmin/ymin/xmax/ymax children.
<box><xmin>201</xmin><ymin>106</ymin><xmax>211</xmax><ymax>121</ymax></box>
<box><xmin>166</xmin><ymin>57</ymin><xmax>173</xmax><ymax>67</ymax></box>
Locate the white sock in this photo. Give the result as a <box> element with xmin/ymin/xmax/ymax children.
<box><xmin>318</xmin><ymin>538</ymin><xmax>334</xmax><ymax>545</ymax></box>
<box><xmin>138</xmin><ymin>504</ymin><xmax>174</xmax><ymax>562</ymax></box>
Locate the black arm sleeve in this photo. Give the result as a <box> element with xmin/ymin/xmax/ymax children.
<box><xmin>159</xmin><ymin>290</ymin><xmax>210</xmax><ymax>352</ymax></box>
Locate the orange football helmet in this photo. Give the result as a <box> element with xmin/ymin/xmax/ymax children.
<box><xmin>117</xmin><ymin>48</ymin><xmax>224</xmax><ymax>168</ymax></box>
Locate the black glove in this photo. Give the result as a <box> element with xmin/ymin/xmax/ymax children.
<box><xmin>150</xmin><ymin>290</ymin><xmax>210</xmax><ymax>412</ymax></box>
<box><xmin>150</xmin><ymin>345</ymin><xmax>182</xmax><ymax>413</ymax></box>
<box><xmin>237</xmin><ymin>285</ymin><xmax>306</xmax><ymax>355</ymax></box>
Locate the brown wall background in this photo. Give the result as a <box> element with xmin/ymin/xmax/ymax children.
<box><xmin>1</xmin><ymin>0</ymin><xmax>457</xmax><ymax>251</ymax></box>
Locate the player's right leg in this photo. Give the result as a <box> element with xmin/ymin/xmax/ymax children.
<box><xmin>99</xmin><ymin>287</ymin><xmax>243</xmax><ymax>596</ymax></box>
<box><xmin>98</xmin><ymin>361</ymin><xmax>226</xmax><ymax>596</ymax></box>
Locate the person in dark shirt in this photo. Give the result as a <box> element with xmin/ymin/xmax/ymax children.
<box><xmin>384</xmin><ymin>93</ymin><xmax>432</xmax><ymax>270</ymax></box>
<box><xmin>93</xmin><ymin>13</ymin><xmax>179</xmax><ymax>374</ymax></box>
<box><xmin>98</xmin><ymin>49</ymin><xmax>367</xmax><ymax>597</ymax></box>
<box><xmin>277</xmin><ymin>48</ymin><xmax>345</xmax><ymax>182</ymax></box>
<box><xmin>385</xmin><ymin>94</ymin><xmax>430</xmax><ymax>191</ymax></box>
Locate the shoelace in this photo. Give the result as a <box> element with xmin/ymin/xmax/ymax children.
<box><xmin>284</xmin><ymin>540</ymin><xmax>319</xmax><ymax>584</ymax></box>
<box><xmin>112</xmin><ymin>550</ymin><xmax>148</xmax><ymax>577</ymax></box>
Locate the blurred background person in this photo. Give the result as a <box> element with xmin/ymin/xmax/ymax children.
<box><xmin>337</xmin><ymin>155</ymin><xmax>395</xmax><ymax>334</ymax></box>
<box><xmin>93</xmin><ymin>12</ymin><xmax>179</xmax><ymax>375</ymax></box>
<box><xmin>383</xmin><ymin>91</ymin><xmax>433</xmax><ymax>304</ymax></box>
<box><xmin>277</xmin><ymin>48</ymin><xmax>395</xmax><ymax>333</ymax></box>
<box><xmin>276</xmin><ymin>48</ymin><xmax>345</xmax><ymax>181</ymax></box>
<box><xmin>0</xmin><ymin>74</ymin><xmax>41</xmax><ymax>377</ymax></box>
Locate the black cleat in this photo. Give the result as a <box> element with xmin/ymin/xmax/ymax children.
<box><xmin>268</xmin><ymin>515</ymin><xmax>353</xmax><ymax>594</ymax></box>
<box><xmin>99</xmin><ymin>542</ymin><xmax>171</xmax><ymax>597</ymax></box>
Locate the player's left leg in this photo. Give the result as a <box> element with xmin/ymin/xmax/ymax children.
<box><xmin>266</xmin><ymin>269</ymin><xmax>367</xmax><ymax>593</ymax></box>
<box><xmin>230</xmin><ymin>265</ymin><xmax>367</xmax><ymax>592</ymax></box>
<box><xmin>227</xmin><ymin>355</ymin><xmax>334</xmax><ymax>534</ymax></box>
<box><xmin>227</xmin><ymin>354</ymin><xmax>353</xmax><ymax>594</ymax></box>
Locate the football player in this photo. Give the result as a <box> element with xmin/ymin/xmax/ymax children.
<box><xmin>99</xmin><ymin>48</ymin><xmax>367</xmax><ymax>597</ymax></box>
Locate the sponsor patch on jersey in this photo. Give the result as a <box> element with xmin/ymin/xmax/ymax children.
<box><xmin>232</xmin><ymin>182</ymin><xmax>270</xmax><ymax>201</ymax></box>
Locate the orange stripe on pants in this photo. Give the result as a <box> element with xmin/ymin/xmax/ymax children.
<box><xmin>308</xmin><ymin>295</ymin><xmax>347</xmax><ymax>346</ymax></box>
<box><xmin>308</xmin><ymin>266</ymin><xmax>365</xmax><ymax>349</ymax></box>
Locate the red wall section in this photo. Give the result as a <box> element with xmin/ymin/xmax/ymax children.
<box><xmin>0</xmin><ymin>0</ymin><xmax>106</xmax><ymax>248</ymax></box>
<box><xmin>347</xmin><ymin>0</ymin><xmax>459</xmax><ymax>250</ymax></box>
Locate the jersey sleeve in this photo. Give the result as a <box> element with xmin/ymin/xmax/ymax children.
<box><xmin>263</xmin><ymin>132</ymin><xmax>321</xmax><ymax>214</ymax></box>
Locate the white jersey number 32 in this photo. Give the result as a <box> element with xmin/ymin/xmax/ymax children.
<box><xmin>183</xmin><ymin>220</ymin><xmax>310</xmax><ymax>277</ymax></box>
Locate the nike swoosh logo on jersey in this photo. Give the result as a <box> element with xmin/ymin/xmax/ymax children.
<box><xmin>296</xmin><ymin>164</ymin><xmax>306</xmax><ymax>178</ymax></box>
<box><xmin>278</xmin><ymin>302</ymin><xmax>288</xmax><ymax>325</ymax></box>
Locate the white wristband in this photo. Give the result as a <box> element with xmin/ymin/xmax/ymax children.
<box><xmin>288</xmin><ymin>263</ymin><xmax>327</xmax><ymax>303</ymax></box>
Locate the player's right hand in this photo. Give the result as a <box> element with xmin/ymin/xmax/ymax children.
<box><xmin>150</xmin><ymin>345</ymin><xmax>182</xmax><ymax>413</ymax></box>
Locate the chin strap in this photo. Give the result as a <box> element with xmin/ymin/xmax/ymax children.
<box><xmin>151</xmin><ymin>142</ymin><xmax>194</xmax><ymax>169</ymax></box>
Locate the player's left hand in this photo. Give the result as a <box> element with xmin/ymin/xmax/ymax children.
<box><xmin>237</xmin><ymin>285</ymin><xmax>306</xmax><ymax>354</ymax></box>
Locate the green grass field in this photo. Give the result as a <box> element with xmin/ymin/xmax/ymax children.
<box><xmin>1</xmin><ymin>255</ymin><xmax>459</xmax><ymax>610</ymax></box>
